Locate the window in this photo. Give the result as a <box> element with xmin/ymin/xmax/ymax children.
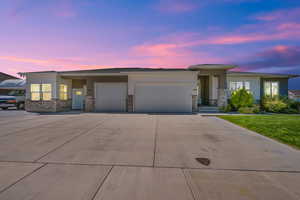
<box><xmin>230</xmin><ymin>81</ymin><xmax>250</xmax><ymax>91</ymax></box>
<box><xmin>264</xmin><ymin>81</ymin><xmax>279</xmax><ymax>97</ymax></box>
<box><xmin>42</xmin><ymin>84</ymin><xmax>52</xmax><ymax>100</ymax></box>
<box><xmin>30</xmin><ymin>84</ymin><xmax>52</xmax><ymax>101</ymax></box>
<box><xmin>244</xmin><ymin>82</ymin><xmax>250</xmax><ymax>90</ymax></box>
<box><xmin>59</xmin><ymin>84</ymin><xmax>68</xmax><ymax>100</ymax></box>
<box><xmin>75</xmin><ymin>91</ymin><xmax>82</xmax><ymax>95</ymax></box>
<box><xmin>31</xmin><ymin>84</ymin><xmax>40</xmax><ymax>101</ymax></box>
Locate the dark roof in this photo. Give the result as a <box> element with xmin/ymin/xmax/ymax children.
<box><xmin>189</xmin><ymin>64</ymin><xmax>237</xmax><ymax>70</ymax></box>
<box><xmin>59</xmin><ymin>68</ymin><xmax>189</xmax><ymax>74</ymax></box>
<box><xmin>20</xmin><ymin>68</ymin><xmax>189</xmax><ymax>75</ymax></box>
<box><xmin>0</xmin><ymin>72</ymin><xmax>18</xmax><ymax>82</ymax></box>
<box><xmin>228</xmin><ymin>71</ymin><xmax>299</xmax><ymax>78</ymax></box>
<box><xmin>0</xmin><ymin>79</ymin><xmax>26</xmax><ymax>89</ymax></box>
<box><xmin>289</xmin><ymin>90</ymin><xmax>300</xmax><ymax>96</ymax></box>
<box><xmin>19</xmin><ymin>66</ymin><xmax>300</xmax><ymax>79</ymax></box>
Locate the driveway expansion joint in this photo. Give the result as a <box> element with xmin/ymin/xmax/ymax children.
<box><xmin>0</xmin><ymin>163</ymin><xmax>47</xmax><ymax>195</ymax></box>
<box><xmin>152</xmin><ymin>115</ymin><xmax>158</xmax><ymax>167</ymax></box>
<box><xmin>1</xmin><ymin>160</ymin><xmax>299</xmax><ymax>173</ymax></box>
<box><xmin>33</xmin><ymin>118</ymin><xmax>109</xmax><ymax>162</ymax></box>
<box><xmin>182</xmin><ymin>169</ymin><xmax>197</xmax><ymax>200</ymax></box>
<box><xmin>91</xmin><ymin>166</ymin><xmax>114</xmax><ymax>200</ymax></box>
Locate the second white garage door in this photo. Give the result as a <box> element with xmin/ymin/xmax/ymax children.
<box><xmin>95</xmin><ymin>83</ymin><xmax>127</xmax><ymax>112</ymax></box>
<box><xmin>135</xmin><ymin>83</ymin><xmax>193</xmax><ymax>113</ymax></box>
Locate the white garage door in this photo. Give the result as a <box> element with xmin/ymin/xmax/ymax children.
<box><xmin>135</xmin><ymin>83</ymin><xmax>192</xmax><ymax>113</ymax></box>
<box><xmin>95</xmin><ymin>83</ymin><xmax>127</xmax><ymax>112</ymax></box>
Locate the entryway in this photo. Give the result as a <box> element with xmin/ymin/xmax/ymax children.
<box><xmin>198</xmin><ymin>76</ymin><xmax>210</xmax><ymax>106</ymax></box>
<box><xmin>72</xmin><ymin>88</ymin><xmax>84</xmax><ymax>110</ymax></box>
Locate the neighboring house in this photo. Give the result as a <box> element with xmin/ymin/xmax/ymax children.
<box><xmin>289</xmin><ymin>90</ymin><xmax>300</xmax><ymax>102</ymax></box>
<box><xmin>0</xmin><ymin>72</ymin><xmax>18</xmax><ymax>82</ymax></box>
<box><xmin>21</xmin><ymin>64</ymin><xmax>299</xmax><ymax>113</ymax></box>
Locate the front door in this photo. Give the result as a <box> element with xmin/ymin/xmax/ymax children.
<box><xmin>199</xmin><ymin>76</ymin><xmax>209</xmax><ymax>105</ymax></box>
<box><xmin>72</xmin><ymin>89</ymin><xmax>84</xmax><ymax>110</ymax></box>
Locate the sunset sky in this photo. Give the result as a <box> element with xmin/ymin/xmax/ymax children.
<box><xmin>0</xmin><ymin>0</ymin><xmax>299</xmax><ymax>88</ymax></box>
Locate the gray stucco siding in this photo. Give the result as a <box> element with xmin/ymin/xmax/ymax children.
<box><xmin>227</xmin><ymin>76</ymin><xmax>261</xmax><ymax>100</ymax></box>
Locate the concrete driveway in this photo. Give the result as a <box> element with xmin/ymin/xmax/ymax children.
<box><xmin>0</xmin><ymin>112</ymin><xmax>299</xmax><ymax>200</ymax></box>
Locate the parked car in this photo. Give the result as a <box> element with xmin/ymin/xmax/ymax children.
<box><xmin>0</xmin><ymin>90</ymin><xmax>25</xmax><ymax>110</ymax></box>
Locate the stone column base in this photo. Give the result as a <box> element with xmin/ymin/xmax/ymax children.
<box><xmin>85</xmin><ymin>96</ymin><xmax>95</xmax><ymax>112</ymax></box>
<box><xmin>217</xmin><ymin>89</ymin><xmax>228</xmax><ymax>107</ymax></box>
<box><xmin>192</xmin><ymin>95</ymin><xmax>198</xmax><ymax>112</ymax></box>
<box><xmin>127</xmin><ymin>95</ymin><xmax>134</xmax><ymax>112</ymax></box>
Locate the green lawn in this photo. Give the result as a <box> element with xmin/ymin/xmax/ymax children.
<box><xmin>219</xmin><ymin>115</ymin><xmax>300</xmax><ymax>149</ymax></box>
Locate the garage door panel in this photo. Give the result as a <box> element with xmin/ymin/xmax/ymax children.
<box><xmin>135</xmin><ymin>83</ymin><xmax>192</xmax><ymax>113</ymax></box>
<box><xmin>95</xmin><ymin>83</ymin><xmax>127</xmax><ymax>112</ymax></box>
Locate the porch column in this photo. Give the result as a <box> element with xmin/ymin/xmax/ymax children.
<box><xmin>217</xmin><ymin>72</ymin><xmax>228</xmax><ymax>107</ymax></box>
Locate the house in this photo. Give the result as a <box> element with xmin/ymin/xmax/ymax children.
<box><xmin>22</xmin><ymin>64</ymin><xmax>299</xmax><ymax>113</ymax></box>
<box><xmin>289</xmin><ymin>90</ymin><xmax>300</xmax><ymax>102</ymax></box>
<box><xmin>0</xmin><ymin>72</ymin><xmax>18</xmax><ymax>82</ymax></box>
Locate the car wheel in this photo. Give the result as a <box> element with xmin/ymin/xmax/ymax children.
<box><xmin>17</xmin><ymin>103</ymin><xmax>25</xmax><ymax>110</ymax></box>
<box><xmin>2</xmin><ymin>107</ymin><xmax>8</xmax><ymax>110</ymax></box>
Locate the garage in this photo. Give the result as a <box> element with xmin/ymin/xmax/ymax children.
<box><xmin>134</xmin><ymin>83</ymin><xmax>193</xmax><ymax>113</ymax></box>
<box><xmin>95</xmin><ymin>83</ymin><xmax>127</xmax><ymax>112</ymax></box>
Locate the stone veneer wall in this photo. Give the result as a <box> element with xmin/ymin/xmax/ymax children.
<box><xmin>85</xmin><ymin>96</ymin><xmax>95</xmax><ymax>112</ymax></box>
<box><xmin>217</xmin><ymin>89</ymin><xmax>227</xmax><ymax>107</ymax></box>
<box><xmin>25</xmin><ymin>99</ymin><xmax>72</xmax><ymax>112</ymax></box>
<box><xmin>56</xmin><ymin>100</ymin><xmax>72</xmax><ymax>112</ymax></box>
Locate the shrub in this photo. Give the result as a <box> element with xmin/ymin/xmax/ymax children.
<box><xmin>252</xmin><ymin>105</ymin><xmax>261</xmax><ymax>113</ymax></box>
<box><xmin>283</xmin><ymin>108</ymin><xmax>299</xmax><ymax>114</ymax></box>
<box><xmin>221</xmin><ymin>104</ymin><xmax>233</xmax><ymax>113</ymax></box>
<box><xmin>262</xmin><ymin>96</ymin><xmax>300</xmax><ymax>113</ymax></box>
<box><xmin>263</xmin><ymin>97</ymin><xmax>288</xmax><ymax>113</ymax></box>
<box><xmin>230</xmin><ymin>89</ymin><xmax>254</xmax><ymax>110</ymax></box>
<box><xmin>238</xmin><ymin>107</ymin><xmax>254</xmax><ymax>114</ymax></box>
<box><xmin>238</xmin><ymin>105</ymin><xmax>260</xmax><ymax>114</ymax></box>
<box><xmin>288</xmin><ymin>101</ymin><xmax>300</xmax><ymax>112</ymax></box>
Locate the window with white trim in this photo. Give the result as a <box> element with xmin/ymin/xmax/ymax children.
<box><xmin>264</xmin><ymin>81</ymin><xmax>279</xmax><ymax>97</ymax></box>
<box><xmin>30</xmin><ymin>84</ymin><xmax>40</xmax><ymax>101</ymax></box>
<box><xmin>30</xmin><ymin>84</ymin><xmax>52</xmax><ymax>101</ymax></box>
<box><xmin>59</xmin><ymin>84</ymin><xmax>68</xmax><ymax>100</ymax></box>
<box><xmin>42</xmin><ymin>84</ymin><xmax>52</xmax><ymax>100</ymax></box>
<box><xmin>229</xmin><ymin>81</ymin><xmax>250</xmax><ymax>91</ymax></box>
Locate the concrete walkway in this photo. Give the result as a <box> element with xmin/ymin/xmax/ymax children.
<box><xmin>0</xmin><ymin>112</ymin><xmax>299</xmax><ymax>200</ymax></box>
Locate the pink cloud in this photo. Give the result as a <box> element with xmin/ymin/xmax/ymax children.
<box><xmin>129</xmin><ymin>38</ymin><xmax>227</xmax><ymax>67</ymax></box>
<box><xmin>207</xmin><ymin>30</ymin><xmax>300</xmax><ymax>45</ymax></box>
<box><xmin>205</xmin><ymin>8</ymin><xmax>300</xmax><ymax>45</ymax></box>
<box><xmin>255</xmin><ymin>7</ymin><xmax>300</xmax><ymax>22</ymax></box>
<box><xmin>0</xmin><ymin>55</ymin><xmax>114</xmax><ymax>72</ymax></box>
<box><xmin>133</xmin><ymin>43</ymin><xmax>180</xmax><ymax>57</ymax></box>
<box><xmin>273</xmin><ymin>45</ymin><xmax>289</xmax><ymax>53</ymax></box>
<box><xmin>155</xmin><ymin>0</ymin><xmax>199</xmax><ymax>13</ymax></box>
<box><xmin>233</xmin><ymin>45</ymin><xmax>300</xmax><ymax>73</ymax></box>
